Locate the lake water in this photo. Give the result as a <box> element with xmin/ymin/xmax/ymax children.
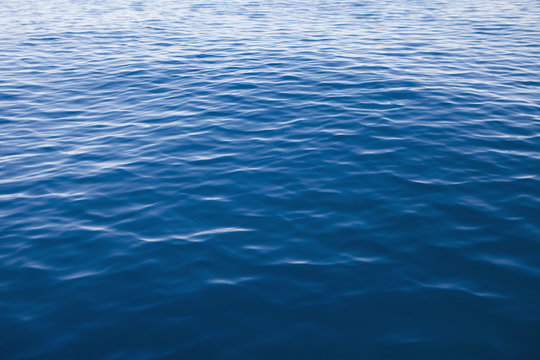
<box><xmin>1</xmin><ymin>0</ymin><xmax>539</xmax><ymax>358</ymax></box>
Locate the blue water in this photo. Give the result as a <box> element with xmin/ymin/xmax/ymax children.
<box><xmin>1</xmin><ymin>0</ymin><xmax>540</xmax><ymax>358</ymax></box>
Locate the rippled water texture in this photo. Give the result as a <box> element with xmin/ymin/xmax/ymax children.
<box><xmin>1</xmin><ymin>0</ymin><xmax>540</xmax><ymax>358</ymax></box>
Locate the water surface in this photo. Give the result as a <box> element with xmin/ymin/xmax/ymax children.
<box><xmin>1</xmin><ymin>0</ymin><xmax>540</xmax><ymax>358</ymax></box>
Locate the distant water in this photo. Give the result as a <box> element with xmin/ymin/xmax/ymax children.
<box><xmin>1</xmin><ymin>0</ymin><xmax>539</xmax><ymax>358</ymax></box>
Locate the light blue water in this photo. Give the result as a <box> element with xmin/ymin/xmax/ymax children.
<box><xmin>1</xmin><ymin>0</ymin><xmax>540</xmax><ymax>359</ymax></box>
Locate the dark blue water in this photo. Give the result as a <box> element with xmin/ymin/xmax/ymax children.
<box><xmin>1</xmin><ymin>0</ymin><xmax>540</xmax><ymax>358</ymax></box>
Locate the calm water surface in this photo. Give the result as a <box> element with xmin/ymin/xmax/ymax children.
<box><xmin>1</xmin><ymin>0</ymin><xmax>540</xmax><ymax>358</ymax></box>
